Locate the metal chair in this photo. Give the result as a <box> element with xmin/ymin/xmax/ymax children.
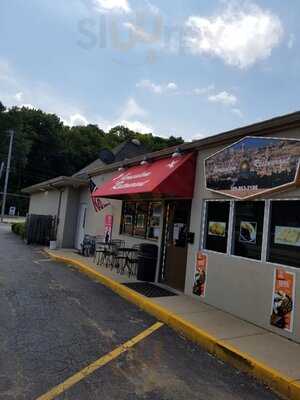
<box><xmin>81</xmin><ymin>235</ymin><xmax>96</xmax><ymax>257</ymax></box>
<box><xmin>127</xmin><ymin>244</ymin><xmax>140</xmax><ymax>277</ymax></box>
<box><xmin>107</xmin><ymin>240</ymin><xmax>125</xmax><ymax>271</ymax></box>
<box><xmin>93</xmin><ymin>235</ymin><xmax>105</xmax><ymax>264</ymax></box>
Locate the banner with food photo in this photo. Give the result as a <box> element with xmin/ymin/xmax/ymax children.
<box><xmin>270</xmin><ymin>268</ymin><xmax>295</xmax><ymax>332</ymax></box>
<box><xmin>193</xmin><ymin>252</ymin><xmax>208</xmax><ymax>297</ymax></box>
<box><xmin>274</xmin><ymin>226</ymin><xmax>300</xmax><ymax>247</ymax></box>
<box><xmin>208</xmin><ymin>221</ymin><xmax>226</xmax><ymax>237</ymax></box>
<box><xmin>239</xmin><ymin>221</ymin><xmax>257</xmax><ymax>244</ymax></box>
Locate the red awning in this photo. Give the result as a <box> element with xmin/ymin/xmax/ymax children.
<box><xmin>92</xmin><ymin>152</ymin><xmax>196</xmax><ymax>199</ymax></box>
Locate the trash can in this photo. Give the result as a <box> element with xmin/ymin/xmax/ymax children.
<box><xmin>136</xmin><ymin>244</ymin><xmax>158</xmax><ymax>282</ymax></box>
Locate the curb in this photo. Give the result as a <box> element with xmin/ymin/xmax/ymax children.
<box><xmin>45</xmin><ymin>249</ymin><xmax>300</xmax><ymax>400</ymax></box>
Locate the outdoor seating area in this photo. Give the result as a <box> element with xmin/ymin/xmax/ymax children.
<box><xmin>80</xmin><ymin>234</ymin><xmax>140</xmax><ymax>278</ymax></box>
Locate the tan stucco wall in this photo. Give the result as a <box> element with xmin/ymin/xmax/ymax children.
<box><xmin>185</xmin><ymin>127</ymin><xmax>300</xmax><ymax>343</ymax></box>
<box><xmin>29</xmin><ymin>190</ymin><xmax>61</xmax><ymax>216</ymax></box>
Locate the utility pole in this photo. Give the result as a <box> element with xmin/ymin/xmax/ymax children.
<box><xmin>0</xmin><ymin>161</ymin><xmax>4</xmax><ymax>181</ymax></box>
<box><xmin>1</xmin><ymin>130</ymin><xmax>14</xmax><ymax>222</ymax></box>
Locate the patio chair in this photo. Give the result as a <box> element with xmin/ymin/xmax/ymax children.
<box><xmin>93</xmin><ymin>235</ymin><xmax>105</xmax><ymax>264</ymax></box>
<box><xmin>81</xmin><ymin>235</ymin><xmax>96</xmax><ymax>257</ymax></box>
<box><xmin>127</xmin><ymin>244</ymin><xmax>140</xmax><ymax>277</ymax></box>
<box><xmin>106</xmin><ymin>240</ymin><xmax>125</xmax><ymax>270</ymax></box>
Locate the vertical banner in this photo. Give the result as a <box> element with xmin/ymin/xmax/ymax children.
<box><xmin>104</xmin><ymin>215</ymin><xmax>113</xmax><ymax>243</ymax></box>
<box><xmin>270</xmin><ymin>268</ymin><xmax>295</xmax><ymax>332</ymax></box>
<box><xmin>193</xmin><ymin>252</ymin><xmax>208</xmax><ymax>297</ymax></box>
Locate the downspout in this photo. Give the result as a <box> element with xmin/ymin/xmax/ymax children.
<box><xmin>49</xmin><ymin>184</ymin><xmax>64</xmax><ymax>241</ymax></box>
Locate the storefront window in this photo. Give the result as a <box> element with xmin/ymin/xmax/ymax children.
<box><xmin>147</xmin><ymin>202</ymin><xmax>162</xmax><ymax>240</ymax></box>
<box><xmin>122</xmin><ymin>202</ymin><xmax>135</xmax><ymax>235</ymax></box>
<box><xmin>121</xmin><ymin>201</ymin><xmax>161</xmax><ymax>240</ymax></box>
<box><xmin>232</xmin><ymin>201</ymin><xmax>265</xmax><ymax>260</ymax></box>
<box><xmin>134</xmin><ymin>202</ymin><xmax>149</xmax><ymax>237</ymax></box>
<box><xmin>204</xmin><ymin>201</ymin><xmax>230</xmax><ymax>254</ymax></box>
<box><xmin>267</xmin><ymin>200</ymin><xmax>300</xmax><ymax>268</ymax></box>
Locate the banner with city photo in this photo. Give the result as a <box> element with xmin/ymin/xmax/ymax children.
<box><xmin>205</xmin><ymin>137</ymin><xmax>300</xmax><ymax>199</ymax></box>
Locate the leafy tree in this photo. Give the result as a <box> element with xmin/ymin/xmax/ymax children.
<box><xmin>0</xmin><ymin>102</ymin><xmax>185</xmax><ymax>215</ymax></box>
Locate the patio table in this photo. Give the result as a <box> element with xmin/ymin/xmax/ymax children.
<box><xmin>116</xmin><ymin>247</ymin><xmax>139</xmax><ymax>276</ymax></box>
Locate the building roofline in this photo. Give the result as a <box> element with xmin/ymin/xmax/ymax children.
<box><xmin>22</xmin><ymin>110</ymin><xmax>300</xmax><ymax>191</ymax></box>
<box><xmin>22</xmin><ymin>176</ymin><xmax>88</xmax><ymax>194</ymax></box>
<box><xmin>88</xmin><ymin>110</ymin><xmax>300</xmax><ymax>177</ymax></box>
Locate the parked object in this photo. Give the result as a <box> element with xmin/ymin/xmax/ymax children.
<box><xmin>80</xmin><ymin>234</ymin><xmax>96</xmax><ymax>257</ymax></box>
<box><xmin>49</xmin><ymin>241</ymin><xmax>57</xmax><ymax>250</ymax></box>
<box><xmin>26</xmin><ymin>214</ymin><xmax>57</xmax><ymax>245</ymax></box>
<box><xmin>136</xmin><ymin>244</ymin><xmax>158</xmax><ymax>282</ymax></box>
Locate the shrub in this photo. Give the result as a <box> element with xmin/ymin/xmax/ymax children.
<box><xmin>11</xmin><ymin>222</ymin><xmax>26</xmax><ymax>239</ymax></box>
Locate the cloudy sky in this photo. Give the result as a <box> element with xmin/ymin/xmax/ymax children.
<box><xmin>0</xmin><ymin>0</ymin><xmax>299</xmax><ymax>140</ymax></box>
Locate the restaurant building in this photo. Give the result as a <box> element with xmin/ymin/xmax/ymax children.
<box><xmin>23</xmin><ymin>111</ymin><xmax>300</xmax><ymax>343</ymax></box>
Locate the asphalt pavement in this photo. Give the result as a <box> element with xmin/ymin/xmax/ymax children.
<box><xmin>0</xmin><ymin>223</ymin><xmax>280</xmax><ymax>400</ymax></box>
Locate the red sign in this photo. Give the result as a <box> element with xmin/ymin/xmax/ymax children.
<box><xmin>270</xmin><ymin>268</ymin><xmax>295</xmax><ymax>332</ymax></box>
<box><xmin>92</xmin><ymin>153</ymin><xmax>196</xmax><ymax>199</ymax></box>
<box><xmin>104</xmin><ymin>215</ymin><xmax>113</xmax><ymax>242</ymax></box>
<box><xmin>193</xmin><ymin>252</ymin><xmax>208</xmax><ymax>297</ymax></box>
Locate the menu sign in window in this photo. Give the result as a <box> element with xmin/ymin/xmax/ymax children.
<box><xmin>205</xmin><ymin>137</ymin><xmax>300</xmax><ymax>199</ymax></box>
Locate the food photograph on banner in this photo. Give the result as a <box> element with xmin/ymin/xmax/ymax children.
<box><xmin>270</xmin><ymin>268</ymin><xmax>295</xmax><ymax>332</ymax></box>
<box><xmin>193</xmin><ymin>252</ymin><xmax>208</xmax><ymax>297</ymax></box>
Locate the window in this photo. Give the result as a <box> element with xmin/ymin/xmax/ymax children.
<box><xmin>121</xmin><ymin>201</ymin><xmax>162</xmax><ymax>240</ymax></box>
<box><xmin>232</xmin><ymin>201</ymin><xmax>265</xmax><ymax>260</ymax></box>
<box><xmin>134</xmin><ymin>202</ymin><xmax>149</xmax><ymax>237</ymax></box>
<box><xmin>122</xmin><ymin>202</ymin><xmax>135</xmax><ymax>235</ymax></box>
<box><xmin>204</xmin><ymin>201</ymin><xmax>230</xmax><ymax>254</ymax></box>
<box><xmin>267</xmin><ymin>200</ymin><xmax>300</xmax><ymax>268</ymax></box>
<box><xmin>147</xmin><ymin>202</ymin><xmax>162</xmax><ymax>240</ymax></box>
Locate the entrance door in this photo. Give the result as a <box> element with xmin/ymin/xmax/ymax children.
<box><xmin>161</xmin><ymin>200</ymin><xmax>191</xmax><ymax>291</ymax></box>
<box><xmin>75</xmin><ymin>203</ymin><xmax>87</xmax><ymax>250</ymax></box>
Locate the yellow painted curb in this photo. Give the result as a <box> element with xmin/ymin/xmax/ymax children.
<box><xmin>45</xmin><ymin>249</ymin><xmax>300</xmax><ymax>400</ymax></box>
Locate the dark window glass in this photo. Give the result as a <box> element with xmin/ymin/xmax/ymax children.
<box><xmin>232</xmin><ymin>201</ymin><xmax>265</xmax><ymax>260</ymax></box>
<box><xmin>134</xmin><ymin>202</ymin><xmax>149</xmax><ymax>237</ymax></box>
<box><xmin>204</xmin><ymin>201</ymin><xmax>230</xmax><ymax>254</ymax></box>
<box><xmin>268</xmin><ymin>201</ymin><xmax>300</xmax><ymax>268</ymax></box>
<box><xmin>122</xmin><ymin>202</ymin><xmax>135</xmax><ymax>235</ymax></box>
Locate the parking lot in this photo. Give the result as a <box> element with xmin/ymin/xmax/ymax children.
<box><xmin>0</xmin><ymin>224</ymin><xmax>280</xmax><ymax>400</ymax></box>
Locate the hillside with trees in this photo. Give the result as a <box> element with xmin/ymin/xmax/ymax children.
<box><xmin>0</xmin><ymin>102</ymin><xmax>184</xmax><ymax>215</ymax></box>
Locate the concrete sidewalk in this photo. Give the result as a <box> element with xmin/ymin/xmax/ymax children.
<box><xmin>46</xmin><ymin>248</ymin><xmax>300</xmax><ymax>400</ymax></box>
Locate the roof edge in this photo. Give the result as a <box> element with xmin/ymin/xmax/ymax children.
<box><xmin>88</xmin><ymin>110</ymin><xmax>300</xmax><ymax>178</ymax></box>
<box><xmin>22</xmin><ymin>176</ymin><xmax>88</xmax><ymax>194</ymax></box>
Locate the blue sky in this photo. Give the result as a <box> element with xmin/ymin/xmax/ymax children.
<box><xmin>0</xmin><ymin>0</ymin><xmax>299</xmax><ymax>140</ymax></box>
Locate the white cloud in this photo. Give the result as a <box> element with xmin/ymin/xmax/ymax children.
<box><xmin>136</xmin><ymin>79</ymin><xmax>162</xmax><ymax>93</ymax></box>
<box><xmin>193</xmin><ymin>84</ymin><xmax>214</xmax><ymax>95</ymax></box>
<box><xmin>62</xmin><ymin>113</ymin><xmax>89</xmax><ymax>126</ymax></box>
<box><xmin>167</xmin><ymin>82</ymin><xmax>177</xmax><ymax>90</ymax></box>
<box><xmin>185</xmin><ymin>2</ymin><xmax>283</xmax><ymax>69</ymax></box>
<box><xmin>136</xmin><ymin>79</ymin><xmax>178</xmax><ymax>94</ymax></box>
<box><xmin>120</xmin><ymin>97</ymin><xmax>147</xmax><ymax>120</ymax></box>
<box><xmin>20</xmin><ymin>103</ymin><xmax>36</xmax><ymax>110</ymax></box>
<box><xmin>231</xmin><ymin>108</ymin><xmax>243</xmax><ymax>117</ymax></box>
<box><xmin>93</xmin><ymin>0</ymin><xmax>131</xmax><ymax>13</ymax></box>
<box><xmin>208</xmin><ymin>91</ymin><xmax>237</xmax><ymax>106</ymax></box>
<box><xmin>116</xmin><ymin>119</ymin><xmax>152</xmax><ymax>133</ymax></box>
<box><xmin>123</xmin><ymin>22</ymin><xmax>154</xmax><ymax>43</ymax></box>
<box><xmin>15</xmin><ymin>92</ymin><xmax>23</xmax><ymax>102</ymax></box>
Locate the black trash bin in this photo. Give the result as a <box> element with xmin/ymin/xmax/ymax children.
<box><xmin>136</xmin><ymin>244</ymin><xmax>158</xmax><ymax>282</ymax></box>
